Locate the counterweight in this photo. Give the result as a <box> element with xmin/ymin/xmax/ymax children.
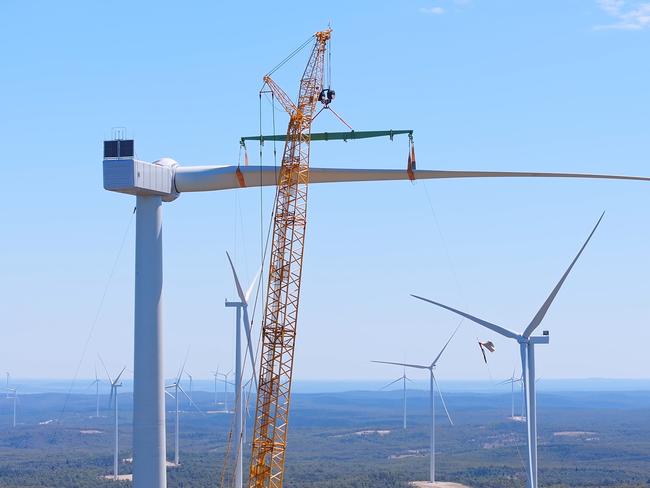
<box><xmin>248</xmin><ymin>29</ymin><xmax>331</xmax><ymax>488</ymax></box>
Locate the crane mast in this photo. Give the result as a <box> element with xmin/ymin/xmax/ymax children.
<box><xmin>248</xmin><ymin>29</ymin><xmax>331</xmax><ymax>488</ymax></box>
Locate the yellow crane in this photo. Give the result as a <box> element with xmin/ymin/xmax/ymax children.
<box><xmin>248</xmin><ymin>28</ymin><xmax>332</xmax><ymax>488</ymax></box>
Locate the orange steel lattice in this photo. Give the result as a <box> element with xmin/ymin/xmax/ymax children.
<box><xmin>248</xmin><ymin>29</ymin><xmax>331</xmax><ymax>488</ymax></box>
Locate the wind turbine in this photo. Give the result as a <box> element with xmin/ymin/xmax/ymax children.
<box><xmin>378</xmin><ymin>369</ymin><xmax>413</xmax><ymax>430</ymax></box>
<box><xmin>372</xmin><ymin>322</ymin><xmax>460</xmax><ymax>483</ymax></box>
<box><xmin>165</xmin><ymin>362</ymin><xmax>195</xmax><ymax>467</ymax></box>
<box><xmin>90</xmin><ymin>367</ymin><xmax>102</xmax><ymax>418</ymax></box>
<box><xmin>225</xmin><ymin>252</ymin><xmax>261</xmax><ymax>488</ymax></box>
<box><xmin>219</xmin><ymin>370</ymin><xmax>233</xmax><ymax>413</ymax></box>
<box><xmin>103</xmin><ymin>135</ymin><xmax>650</xmax><ymax>488</ymax></box>
<box><xmin>102</xmin><ymin>362</ymin><xmax>126</xmax><ymax>482</ymax></box>
<box><xmin>412</xmin><ymin>212</ymin><xmax>604</xmax><ymax>488</ymax></box>
<box><xmin>499</xmin><ymin>370</ymin><xmax>524</xmax><ymax>420</ymax></box>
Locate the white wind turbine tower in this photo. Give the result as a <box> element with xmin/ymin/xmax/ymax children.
<box><xmin>378</xmin><ymin>369</ymin><xmax>413</xmax><ymax>430</ymax></box>
<box><xmin>102</xmin><ymin>134</ymin><xmax>649</xmax><ymax>487</ymax></box>
<box><xmin>103</xmin><ymin>363</ymin><xmax>126</xmax><ymax>481</ymax></box>
<box><xmin>5</xmin><ymin>373</ymin><xmax>17</xmax><ymax>429</ymax></box>
<box><xmin>372</xmin><ymin>322</ymin><xmax>460</xmax><ymax>483</ymax></box>
<box><xmin>412</xmin><ymin>212</ymin><xmax>604</xmax><ymax>488</ymax></box>
<box><xmin>225</xmin><ymin>252</ymin><xmax>261</xmax><ymax>488</ymax></box>
<box><xmin>165</xmin><ymin>361</ymin><xmax>196</xmax><ymax>467</ymax></box>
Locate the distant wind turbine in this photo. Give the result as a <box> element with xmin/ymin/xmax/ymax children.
<box><xmin>498</xmin><ymin>369</ymin><xmax>524</xmax><ymax>420</ymax></box>
<box><xmin>378</xmin><ymin>369</ymin><xmax>413</xmax><ymax>430</ymax></box>
<box><xmin>165</xmin><ymin>360</ymin><xmax>196</xmax><ymax>467</ymax></box>
<box><xmin>5</xmin><ymin>373</ymin><xmax>17</xmax><ymax>429</ymax></box>
<box><xmin>101</xmin><ymin>361</ymin><xmax>126</xmax><ymax>482</ymax></box>
<box><xmin>412</xmin><ymin>212</ymin><xmax>604</xmax><ymax>488</ymax></box>
<box><xmin>372</xmin><ymin>322</ymin><xmax>461</xmax><ymax>483</ymax></box>
<box><xmin>219</xmin><ymin>370</ymin><xmax>233</xmax><ymax>413</ymax></box>
<box><xmin>90</xmin><ymin>366</ymin><xmax>102</xmax><ymax>418</ymax></box>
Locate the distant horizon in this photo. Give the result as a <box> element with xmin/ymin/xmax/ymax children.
<box><xmin>7</xmin><ymin>377</ymin><xmax>650</xmax><ymax>395</ymax></box>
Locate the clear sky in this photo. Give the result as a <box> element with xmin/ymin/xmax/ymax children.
<box><xmin>1</xmin><ymin>1</ymin><xmax>649</xmax><ymax>385</ymax></box>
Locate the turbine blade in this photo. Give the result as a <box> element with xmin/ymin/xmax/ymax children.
<box><xmin>178</xmin><ymin>385</ymin><xmax>205</xmax><ymax>416</ymax></box>
<box><xmin>245</xmin><ymin>264</ymin><xmax>263</xmax><ymax>303</ymax></box>
<box><xmin>432</xmin><ymin>320</ymin><xmax>463</xmax><ymax>367</ymax></box>
<box><xmin>175</xmin><ymin>165</ymin><xmax>650</xmax><ymax>194</ymax></box>
<box><xmin>165</xmin><ymin>390</ymin><xmax>175</xmax><ymax>399</ymax></box>
<box><xmin>226</xmin><ymin>251</ymin><xmax>246</xmax><ymax>303</ymax></box>
<box><xmin>113</xmin><ymin>367</ymin><xmax>126</xmax><ymax>386</ymax></box>
<box><xmin>98</xmin><ymin>355</ymin><xmax>112</xmax><ymax>384</ymax></box>
<box><xmin>242</xmin><ymin>306</ymin><xmax>259</xmax><ymax>391</ymax></box>
<box><xmin>371</xmin><ymin>360</ymin><xmax>429</xmax><ymax>370</ymax></box>
<box><xmin>412</xmin><ymin>295</ymin><xmax>519</xmax><ymax>340</ymax></box>
<box><xmin>177</xmin><ymin>349</ymin><xmax>190</xmax><ymax>383</ymax></box>
<box><xmin>523</xmin><ymin>211</ymin><xmax>604</xmax><ymax>338</ymax></box>
<box><xmin>380</xmin><ymin>377</ymin><xmax>403</xmax><ymax>390</ymax></box>
<box><xmin>433</xmin><ymin>374</ymin><xmax>454</xmax><ymax>426</ymax></box>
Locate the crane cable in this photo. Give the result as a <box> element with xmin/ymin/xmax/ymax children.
<box><xmin>265</xmin><ymin>34</ymin><xmax>315</xmax><ymax>80</ymax></box>
<box><xmin>57</xmin><ymin>206</ymin><xmax>136</xmax><ymax>425</ymax></box>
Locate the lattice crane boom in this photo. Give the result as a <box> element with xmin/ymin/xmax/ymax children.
<box><xmin>248</xmin><ymin>28</ymin><xmax>331</xmax><ymax>488</ymax></box>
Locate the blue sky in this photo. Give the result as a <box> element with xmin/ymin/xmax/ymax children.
<box><xmin>1</xmin><ymin>1</ymin><xmax>649</xmax><ymax>384</ymax></box>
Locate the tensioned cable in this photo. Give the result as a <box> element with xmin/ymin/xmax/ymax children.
<box><xmin>420</xmin><ymin>182</ymin><xmax>465</xmax><ymax>302</ymax></box>
<box><xmin>58</xmin><ymin>205</ymin><xmax>136</xmax><ymax>422</ymax></box>
<box><xmin>265</xmin><ymin>34</ymin><xmax>315</xmax><ymax>79</ymax></box>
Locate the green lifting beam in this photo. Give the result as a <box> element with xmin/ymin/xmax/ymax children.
<box><xmin>240</xmin><ymin>129</ymin><xmax>413</xmax><ymax>146</ymax></box>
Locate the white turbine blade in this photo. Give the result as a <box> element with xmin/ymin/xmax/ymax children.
<box><xmin>108</xmin><ymin>386</ymin><xmax>115</xmax><ymax>407</ymax></box>
<box><xmin>432</xmin><ymin>374</ymin><xmax>454</xmax><ymax>426</ymax></box>
<box><xmin>98</xmin><ymin>355</ymin><xmax>112</xmax><ymax>384</ymax></box>
<box><xmin>226</xmin><ymin>251</ymin><xmax>247</xmax><ymax>303</ymax></box>
<box><xmin>175</xmin><ymin>165</ymin><xmax>650</xmax><ymax>193</ymax></box>
<box><xmin>523</xmin><ymin>211</ymin><xmax>604</xmax><ymax>338</ymax></box>
<box><xmin>380</xmin><ymin>377</ymin><xmax>404</xmax><ymax>390</ymax></box>
<box><xmin>432</xmin><ymin>320</ymin><xmax>463</xmax><ymax>367</ymax></box>
<box><xmin>371</xmin><ymin>360</ymin><xmax>429</xmax><ymax>370</ymax></box>
<box><xmin>245</xmin><ymin>264</ymin><xmax>263</xmax><ymax>303</ymax></box>
<box><xmin>178</xmin><ymin>385</ymin><xmax>205</xmax><ymax>416</ymax></box>
<box><xmin>177</xmin><ymin>350</ymin><xmax>190</xmax><ymax>383</ymax></box>
<box><xmin>412</xmin><ymin>295</ymin><xmax>519</xmax><ymax>340</ymax></box>
<box><xmin>165</xmin><ymin>390</ymin><xmax>175</xmax><ymax>399</ymax></box>
<box><xmin>113</xmin><ymin>367</ymin><xmax>127</xmax><ymax>386</ymax></box>
<box><xmin>241</xmin><ymin>306</ymin><xmax>259</xmax><ymax>391</ymax></box>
